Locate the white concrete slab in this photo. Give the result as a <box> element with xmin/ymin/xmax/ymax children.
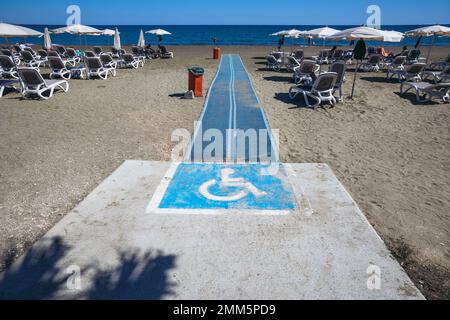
<box><xmin>0</xmin><ymin>161</ymin><xmax>424</xmax><ymax>300</ymax></box>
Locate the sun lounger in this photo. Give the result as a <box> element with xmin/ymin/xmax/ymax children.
<box><xmin>286</xmin><ymin>56</ymin><xmax>301</xmax><ymax>72</ymax></box>
<box><xmin>17</xmin><ymin>67</ymin><xmax>69</xmax><ymax>100</ymax></box>
<box><xmin>48</xmin><ymin>56</ymin><xmax>72</xmax><ymax>80</ymax></box>
<box><xmin>84</xmin><ymin>51</ymin><xmax>96</xmax><ymax>58</ymax></box>
<box><xmin>359</xmin><ymin>54</ymin><xmax>382</xmax><ymax>72</ymax></box>
<box><xmin>389</xmin><ymin>63</ymin><xmax>426</xmax><ymax>82</ymax></box>
<box><xmin>385</xmin><ymin>56</ymin><xmax>407</xmax><ymax>78</ymax></box>
<box><xmin>93</xmin><ymin>47</ymin><xmax>103</xmax><ymax>56</ymax></box>
<box><xmin>159</xmin><ymin>46</ymin><xmax>173</xmax><ymax>59</ymax></box>
<box><xmin>328</xmin><ymin>61</ymin><xmax>346</xmax><ymax>101</ymax></box>
<box><xmin>100</xmin><ymin>54</ymin><xmax>118</xmax><ymax>69</ymax></box>
<box><xmin>0</xmin><ymin>49</ymin><xmax>21</xmax><ymax>65</ymax></box>
<box><xmin>66</xmin><ymin>48</ymin><xmax>81</xmax><ymax>65</ymax></box>
<box><xmin>85</xmin><ymin>57</ymin><xmax>116</xmax><ymax>79</ymax></box>
<box><xmin>0</xmin><ymin>55</ymin><xmax>19</xmax><ymax>78</ymax></box>
<box><xmin>429</xmin><ymin>54</ymin><xmax>450</xmax><ymax>71</ymax></box>
<box><xmin>110</xmin><ymin>47</ymin><xmax>121</xmax><ymax>59</ymax></box>
<box><xmin>293</xmin><ymin>59</ymin><xmax>320</xmax><ymax>84</ymax></box>
<box><xmin>20</xmin><ymin>50</ymin><xmax>45</xmax><ymax>69</ymax></box>
<box><xmin>406</xmin><ymin>49</ymin><xmax>424</xmax><ymax>64</ymax></box>
<box><xmin>292</xmin><ymin>50</ymin><xmax>304</xmax><ymax>61</ymax></box>
<box><xmin>289</xmin><ymin>72</ymin><xmax>338</xmax><ymax>108</ymax></box>
<box><xmin>400</xmin><ymin>81</ymin><xmax>450</xmax><ymax>103</ymax></box>
<box><xmin>266</xmin><ymin>55</ymin><xmax>283</xmax><ymax>71</ymax></box>
<box><xmin>314</xmin><ymin>50</ymin><xmax>330</xmax><ymax>65</ymax></box>
<box><xmin>0</xmin><ymin>79</ymin><xmax>19</xmax><ymax>97</ymax></box>
<box><xmin>19</xmin><ymin>50</ymin><xmax>41</xmax><ymax>68</ymax></box>
<box><xmin>121</xmin><ymin>53</ymin><xmax>144</xmax><ymax>69</ymax></box>
<box><xmin>53</xmin><ymin>45</ymin><xmax>67</xmax><ymax>56</ymax></box>
<box><xmin>422</xmin><ymin>65</ymin><xmax>450</xmax><ymax>84</ymax></box>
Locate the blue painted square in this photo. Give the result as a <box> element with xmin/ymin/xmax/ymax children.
<box><xmin>159</xmin><ymin>163</ymin><xmax>297</xmax><ymax>210</ymax></box>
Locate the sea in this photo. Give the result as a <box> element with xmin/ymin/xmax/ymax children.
<box><xmin>2</xmin><ymin>25</ymin><xmax>450</xmax><ymax>47</ymax></box>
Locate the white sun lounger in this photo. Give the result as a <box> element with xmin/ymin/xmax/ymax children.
<box><xmin>86</xmin><ymin>57</ymin><xmax>116</xmax><ymax>80</ymax></box>
<box><xmin>400</xmin><ymin>81</ymin><xmax>450</xmax><ymax>103</ymax></box>
<box><xmin>0</xmin><ymin>55</ymin><xmax>19</xmax><ymax>78</ymax></box>
<box><xmin>0</xmin><ymin>79</ymin><xmax>19</xmax><ymax>97</ymax></box>
<box><xmin>17</xmin><ymin>67</ymin><xmax>69</xmax><ymax>100</ymax></box>
<box><xmin>422</xmin><ymin>65</ymin><xmax>450</xmax><ymax>84</ymax></box>
<box><xmin>289</xmin><ymin>72</ymin><xmax>338</xmax><ymax>108</ymax></box>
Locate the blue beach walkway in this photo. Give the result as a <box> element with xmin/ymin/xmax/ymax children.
<box><xmin>188</xmin><ymin>54</ymin><xmax>278</xmax><ymax>163</ymax></box>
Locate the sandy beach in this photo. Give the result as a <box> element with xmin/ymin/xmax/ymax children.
<box><xmin>0</xmin><ymin>45</ymin><xmax>449</xmax><ymax>299</ymax></box>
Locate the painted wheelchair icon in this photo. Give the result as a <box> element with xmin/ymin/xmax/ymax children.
<box><xmin>199</xmin><ymin>168</ymin><xmax>267</xmax><ymax>202</ymax></box>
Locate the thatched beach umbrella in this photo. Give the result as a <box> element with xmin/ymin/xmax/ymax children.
<box><xmin>406</xmin><ymin>25</ymin><xmax>450</xmax><ymax>63</ymax></box>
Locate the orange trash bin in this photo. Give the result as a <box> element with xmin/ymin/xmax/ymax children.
<box><xmin>213</xmin><ymin>47</ymin><xmax>221</xmax><ymax>60</ymax></box>
<box><xmin>188</xmin><ymin>67</ymin><xmax>204</xmax><ymax>97</ymax></box>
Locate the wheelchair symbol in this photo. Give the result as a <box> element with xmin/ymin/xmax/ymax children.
<box><xmin>199</xmin><ymin>168</ymin><xmax>267</xmax><ymax>202</ymax></box>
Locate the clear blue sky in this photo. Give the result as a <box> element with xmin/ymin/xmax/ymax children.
<box><xmin>1</xmin><ymin>0</ymin><xmax>449</xmax><ymax>25</ymax></box>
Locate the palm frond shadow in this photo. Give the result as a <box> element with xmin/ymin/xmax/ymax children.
<box><xmin>0</xmin><ymin>236</ymin><xmax>177</xmax><ymax>300</ymax></box>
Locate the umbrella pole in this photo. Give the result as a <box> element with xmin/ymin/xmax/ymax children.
<box><xmin>350</xmin><ymin>60</ymin><xmax>360</xmax><ymax>99</ymax></box>
<box><xmin>426</xmin><ymin>34</ymin><xmax>435</xmax><ymax>64</ymax></box>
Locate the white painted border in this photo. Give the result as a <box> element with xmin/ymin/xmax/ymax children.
<box><xmin>146</xmin><ymin>161</ymin><xmax>307</xmax><ymax>216</ymax></box>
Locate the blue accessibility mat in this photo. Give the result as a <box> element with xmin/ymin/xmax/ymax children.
<box><xmin>159</xmin><ymin>163</ymin><xmax>297</xmax><ymax>210</ymax></box>
<box><xmin>188</xmin><ymin>54</ymin><xmax>278</xmax><ymax>163</ymax></box>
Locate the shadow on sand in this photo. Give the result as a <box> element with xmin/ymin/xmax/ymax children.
<box><xmin>0</xmin><ymin>236</ymin><xmax>177</xmax><ymax>300</ymax></box>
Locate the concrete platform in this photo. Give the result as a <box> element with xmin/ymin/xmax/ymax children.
<box><xmin>0</xmin><ymin>161</ymin><xmax>424</xmax><ymax>300</ymax></box>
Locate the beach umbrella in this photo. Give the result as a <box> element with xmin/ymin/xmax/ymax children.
<box><xmin>100</xmin><ymin>29</ymin><xmax>115</xmax><ymax>46</ymax></box>
<box><xmin>114</xmin><ymin>28</ymin><xmax>121</xmax><ymax>50</ymax></box>
<box><xmin>0</xmin><ymin>22</ymin><xmax>43</xmax><ymax>38</ymax></box>
<box><xmin>302</xmin><ymin>26</ymin><xmax>340</xmax><ymax>45</ymax></box>
<box><xmin>270</xmin><ymin>29</ymin><xmax>303</xmax><ymax>51</ymax></box>
<box><xmin>327</xmin><ymin>26</ymin><xmax>404</xmax><ymax>98</ymax></box>
<box><xmin>146</xmin><ymin>29</ymin><xmax>172</xmax><ymax>43</ymax></box>
<box><xmin>43</xmin><ymin>27</ymin><xmax>52</xmax><ymax>50</ymax></box>
<box><xmin>303</xmin><ymin>27</ymin><xmax>340</xmax><ymax>39</ymax></box>
<box><xmin>137</xmin><ymin>29</ymin><xmax>145</xmax><ymax>48</ymax></box>
<box><xmin>406</xmin><ymin>25</ymin><xmax>450</xmax><ymax>63</ymax></box>
<box><xmin>51</xmin><ymin>24</ymin><xmax>102</xmax><ymax>35</ymax></box>
<box><xmin>101</xmin><ymin>29</ymin><xmax>116</xmax><ymax>36</ymax></box>
<box><xmin>51</xmin><ymin>24</ymin><xmax>102</xmax><ymax>47</ymax></box>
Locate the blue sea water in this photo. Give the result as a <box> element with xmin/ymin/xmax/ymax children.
<box><xmin>1</xmin><ymin>25</ymin><xmax>449</xmax><ymax>47</ymax></box>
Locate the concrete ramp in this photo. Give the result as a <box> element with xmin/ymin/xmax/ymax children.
<box><xmin>0</xmin><ymin>161</ymin><xmax>423</xmax><ymax>300</ymax></box>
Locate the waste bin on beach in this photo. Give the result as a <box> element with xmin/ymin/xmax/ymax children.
<box><xmin>188</xmin><ymin>67</ymin><xmax>204</xmax><ymax>97</ymax></box>
<box><xmin>213</xmin><ymin>47</ymin><xmax>221</xmax><ymax>59</ymax></box>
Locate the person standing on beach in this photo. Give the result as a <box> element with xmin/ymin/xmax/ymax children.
<box><xmin>278</xmin><ymin>36</ymin><xmax>285</xmax><ymax>51</ymax></box>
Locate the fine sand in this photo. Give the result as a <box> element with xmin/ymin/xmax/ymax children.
<box><xmin>0</xmin><ymin>45</ymin><xmax>449</xmax><ymax>299</ymax></box>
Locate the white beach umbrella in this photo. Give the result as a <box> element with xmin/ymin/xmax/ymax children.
<box><xmin>146</xmin><ymin>28</ymin><xmax>172</xmax><ymax>43</ymax></box>
<box><xmin>43</xmin><ymin>27</ymin><xmax>52</xmax><ymax>50</ymax></box>
<box><xmin>406</xmin><ymin>25</ymin><xmax>450</xmax><ymax>63</ymax></box>
<box><xmin>137</xmin><ymin>29</ymin><xmax>145</xmax><ymax>48</ymax></box>
<box><xmin>270</xmin><ymin>29</ymin><xmax>303</xmax><ymax>51</ymax></box>
<box><xmin>326</xmin><ymin>26</ymin><xmax>387</xmax><ymax>41</ymax></box>
<box><xmin>0</xmin><ymin>22</ymin><xmax>43</xmax><ymax>38</ymax></box>
<box><xmin>302</xmin><ymin>27</ymin><xmax>340</xmax><ymax>47</ymax></box>
<box><xmin>101</xmin><ymin>29</ymin><xmax>116</xmax><ymax>36</ymax></box>
<box><xmin>303</xmin><ymin>27</ymin><xmax>340</xmax><ymax>39</ymax></box>
<box><xmin>51</xmin><ymin>24</ymin><xmax>102</xmax><ymax>35</ymax></box>
<box><xmin>145</xmin><ymin>28</ymin><xmax>172</xmax><ymax>36</ymax></box>
<box><xmin>380</xmin><ymin>30</ymin><xmax>405</xmax><ymax>43</ymax></box>
<box><xmin>327</xmin><ymin>26</ymin><xmax>403</xmax><ymax>99</ymax></box>
<box><xmin>114</xmin><ymin>28</ymin><xmax>121</xmax><ymax>50</ymax></box>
